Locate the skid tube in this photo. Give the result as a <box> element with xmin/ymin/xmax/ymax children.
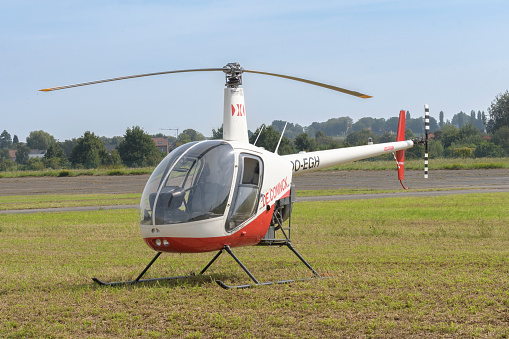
<box><xmin>92</xmin><ymin>243</ymin><xmax>322</xmax><ymax>289</ymax></box>
<box><xmin>92</xmin><ymin>250</ymin><xmax>224</xmax><ymax>286</ymax></box>
<box><xmin>216</xmin><ymin>242</ymin><xmax>323</xmax><ymax>290</ymax></box>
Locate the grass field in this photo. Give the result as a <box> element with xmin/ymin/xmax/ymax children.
<box><xmin>1</xmin><ymin>157</ymin><xmax>508</xmax><ymax>178</ymax></box>
<box><xmin>1</xmin><ymin>192</ymin><xmax>509</xmax><ymax>338</ymax></box>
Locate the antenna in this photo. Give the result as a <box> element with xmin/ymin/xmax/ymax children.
<box><xmin>253</xmin><ymin>124</ymin><xmax>265</xmax><ymax>146</ymax></box>
<box><xmin>274</xmin><ymin>122</ymin><xmax>288</xmax><ymax>154</ymax></box>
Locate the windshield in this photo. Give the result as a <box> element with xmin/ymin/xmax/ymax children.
<box><xmin>140</xmin><ymin>140</ymin><xmax>235</xmax><ymax>225</ymax></box>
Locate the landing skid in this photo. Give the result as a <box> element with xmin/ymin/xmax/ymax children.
<box><xmin>216</xmin><ymin>242</ymin><xmax>322</xmax><ymax>289</ymax></box>
<box><xmin>92</xmin><ymin>243</ymin><xmax>321</xmax><ymax>289</ymax></box>
<box><xmin>92</xmin><ymin>250</ymin><xmax>222</xmax><ymax>287</ymax></box>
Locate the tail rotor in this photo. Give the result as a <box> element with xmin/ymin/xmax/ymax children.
<box><xmin>394</xmin><ymin>105</ymin><xmax>430</xmax><ymax>189</ymax></box>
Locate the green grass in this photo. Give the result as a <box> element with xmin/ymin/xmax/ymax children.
<box><xmin>0</xmin><ymin>190</ymin><xmax>468</xmax><ymax>211</ymax></box>
<box><xmin>323</xmin><ymin>157</ymin><xmax>509</xmax><ymax>171</ymax></box>
<box><xmin>0</xmin><ymin>167</ymin><xmax>153</xmax><ymax>178</ymax></box>
<box><xmin>1</xmin><ymin>157</ymin><xmax>508</xmax><ymax>178</ymax></box>
<box><xmin>0</xmin><ymin>194</ymin><xmax>140</xmax><ymax>210</ymax></box>
<box><xmin>296</xmin><ymin>187</ymin><xmax>465</xmax><ymax>197</ymax></box>
<box><xmin>2</xmin><ymin>192</ymin><xmax>509</xmax><ymax>337</ymax></box>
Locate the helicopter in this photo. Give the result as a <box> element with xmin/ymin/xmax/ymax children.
<box><xmin>40</xmin><ymin>63</ymin><xmax>428</xmax><ymax>289</ymax></box>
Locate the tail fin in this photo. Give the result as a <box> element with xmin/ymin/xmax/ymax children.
<box><xmin>395</xmin><ymin>110</ymin><xmax>407</xmax><ymax>189</ymax></box>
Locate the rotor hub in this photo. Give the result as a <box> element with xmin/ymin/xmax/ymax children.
<box><xmin>223</xmin><ymin>62</ymin><xmax>244</xmax><ymax>87</ymax></box>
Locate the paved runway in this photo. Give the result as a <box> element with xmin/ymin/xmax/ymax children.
<box><xmin>1</xmin><ymin>169</ymin><xmax>508</xmax><ymax>214</ymax></box>
<box><xmin>1</xmin><ymin>169</ymin><xmax>508</xmax><ymax>196</ymax></box>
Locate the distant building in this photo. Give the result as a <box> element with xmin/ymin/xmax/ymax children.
<box><xmin>103</xmin><ymin>144</ymin><xmax>117</xmax><ymax>153</ymax></box>
<box><xmin>9</xmin><ymin>150</ymin><xmax>16</xmax><ymax>162</ymax></box>
<box><xmin>152</xmin><ymin>137</ymin><xmax>169</xmax><ymax>154</ymax></box>
<box><xmin>29</xmin><ymin>150</ymin><xmax>46</xmax><ymax>159</ymax></box>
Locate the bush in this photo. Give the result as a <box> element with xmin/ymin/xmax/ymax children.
<box><xmin>452</xmin><ymin>147</ymin><xmax>474</xmax><ymax>158</ymax></box>
<box><xmin>0</xmin><ymin>158</ymin><xmax>16</xmax><ymax>172</ymax></box>
<box><xmin>58</xmin><ymin>170</ymin><xmax>72</xmax><ymax>177</ymax></box>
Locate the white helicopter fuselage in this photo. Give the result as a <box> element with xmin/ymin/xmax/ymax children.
<box><xmin>140</xmin><ymin>87</ymin><xmax>414</xmax><ymax>254</ymax></box>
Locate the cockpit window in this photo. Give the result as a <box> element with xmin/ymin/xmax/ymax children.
<box><xmin>139</xmin><ymin>140</ymin><xmax>235</xmax><ymax>225</ymax></box>
<box><xmin>225</xmin><ymin>154</ymin><xmax>263</xmax><ymax>231</ymax></box>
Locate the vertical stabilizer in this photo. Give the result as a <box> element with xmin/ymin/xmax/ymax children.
<box><xmin>223</xmin><ymin>87</ymin><xmax>249</xmax><ymax>143</ymax></box>
<box><xmin>395</xmin><ymin>110</ymin><xmax>406</xmax><ymax>182</ymax></box>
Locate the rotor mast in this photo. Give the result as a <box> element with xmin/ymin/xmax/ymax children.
<box><xmin>222</xmin><ymin>63</ymin><xmax>249</xmax><ymax>143</ymax></box>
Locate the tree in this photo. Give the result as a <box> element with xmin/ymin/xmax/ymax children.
<box><xmin>0</xmin><ymin>148</ymin><xmax>10</xmax><ymax>160</ymax></box>
<box><xmin>439</xmin><ymin>124</ymin><xmax>460</xmax><ymax>148</ymax></box>
<box><xmin>315</xmin><ymin>130</ymin><xmax>340</xmax><ymax>150</ymax></box>
<box><xmin>294</xmin><ymin>133</ymin><xmax>318</xmax><ymax>152</ymax></box>
<box><xmin>100</xmin><ymin>136</ymin><xmax>124</xmax><ymax>148</ymax></box>
<box><xmin>182</xmin><ymin>129</ymin><xmax>205</xmax><ymax>141</ymax></box>
<box><xmin>59</xmin><ymin>139</ymin><xmax>78</xmax><ymax>158</ymax></box>
<box><xmin>70</xmin><ymin>131</ymin><xmax>110</xmax><ymax>169</ymax></box>
<box><xmin>211</xmin><ymin>125</ymin><xmax>223</xmax><ymax>139</ymax></box>
<box><xmin>378</xmin><ymin>132</ymin><xmax>396</xmax><ymax>143</ymax></box>
<box><xmin>487</xmin><ymin>90</ymin><xmax>509</xmax><ymax>133</ymax></box>
<box><xmin>249</xmin><ymin>125</ymin><xmax>294</xmax><ymax>155</ymax></box>
<box><xmin>177</xmin><ymin>132</ymin><xmax>192</xmax><ymax>145</ymax></box>
<box><xmin>351</xmin><ymin>118</ymin><xmax>371</xmax><ymax>133</ymax></box>
<box><xmin>452</xmin><ymin>111</ymin><xmax>470</xmax><ymax>128</ymax></box>
<box><xmin>43</xmin><ymin>143</ymin><xmax>69</xmax><ymax>169</ymax></box>
<box><xmin>407</xmin><ymin>117</ymin><xmax>424</xmax><ymax>135</ymax></box>
<box><xmin>474</xmin><ymin>141</ymin><xmax>505</xmax><ymax>158</ymax></box>
<box><xmin>476</xmin><ymin>111</ymin><xmax>484</xmax><ymax>131</ymax></box>
<box><xmin>308</xmin><ymin>117</ymin><xmax>351</xmax><ymax>137</ymax></box>
<box><xmin>491</xmin><ymin>126</ymin><xmax>509</xmax><ymax>156</ymax></box>
<box><xmin>0</xmin><ymin>158</ymin><xmax>15</xmax><ymax>171</ymax></box>
<box><xmin>13</xmin><ymin>135</ymin><xmax>19</xmax><ymax>145</ymax></box>
<box><xmin>457</xmin><ymin>122</ymin><xmax>483</xmax><ymax>147</ymax></box>
<box><xmin>385</xmin><ymin>117</ymin><xmax>399</xmax><ymax>134</ymax></box>
<box><xmin>439</xmin><ymin>111</ymin><xmax>444</xmax><ymax>128</ymax></box>
<box><xmin>0</xmin><ymin>130</ymin><xmax>12</xmax><ymax>149</ymax></box>
<box><xmin>346</xmin><ymin>129</ymin><xmax>375</xmax><ymax>146</ymax></box>
<box><xmin>117</xmin><ymin>126</ymin><xmax>162</xmax><ymax>167</ymax></box>
<box><xmin>428</xmin><ymin>140</ymin><xmax>444</xmax><ymax>158</ymax></box>
<box><xmin>0</xmin><ymin>148</ymin><xmax>15</xmax><ymax>172</ymax></box>
<box><xmin>26</xmin><ymin>130</ymin><xmax>55</xmax><ymax>150</ymax></box>
<box><xmin>15</xmin><ymin>143</ymin><xmax>30</xmax><ymax>165</ymax></box>
<box><xmin>271</xmin><ymin>120</ymin><xmax>305</xmax><ymax>139</ymax></box>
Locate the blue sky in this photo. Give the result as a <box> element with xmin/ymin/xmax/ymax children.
<box><xmin>2</xmin><ymin>0</ymin><xmax>508</xmax><ymax>141</ymax></box>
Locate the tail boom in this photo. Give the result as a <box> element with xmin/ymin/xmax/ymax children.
<box><xmin>284</xmin><ymin>140</ymin><xmax>414</xmax><ymax>174</ymax></box>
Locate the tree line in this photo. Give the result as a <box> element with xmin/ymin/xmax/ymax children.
<box><xmin>1</xmin><ymin>91</ymin><xmax>508</xmax><ymax>171</ymax></box>
<box><xmin>240</xmin><ymin>91</ymin><xmax>509</xmax><ymax>159</ymax></box>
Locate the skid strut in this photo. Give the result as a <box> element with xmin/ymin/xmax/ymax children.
<box><xmin>92</xmin><ymin>250</ymin><xmax>224</xmax><ymax>286</ymax></box>
<box><xmin>216</xmin><ymin>243</ymin><xmax>322</xmax><ymax>289</ymax></box>
<box><xmin>92</xmin><ymin>243</ymin><xmax>321</xmax><ymax>289</ymax></box>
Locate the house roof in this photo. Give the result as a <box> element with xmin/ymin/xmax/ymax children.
<box><xmin>152</xmin><ymin>137</ymin><xmax>169</xmax><ymax>146</ymax></box>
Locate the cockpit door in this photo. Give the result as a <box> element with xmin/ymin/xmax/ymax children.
<box><xmin>225</xmin><ymin>154</ymin><xmax>263</xmax><ymax>231</ymax></box>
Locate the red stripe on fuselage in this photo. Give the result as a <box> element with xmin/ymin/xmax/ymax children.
<box><xmin>144</xmin><ymin>205</ymin><xmax>274</xmax><ymax>253</ymax></box>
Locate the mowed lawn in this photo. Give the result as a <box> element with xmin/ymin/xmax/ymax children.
<box><xmin>1</xmin><ymin>192</ymin><xmax>509</xmax><ymax>338</ymax></box>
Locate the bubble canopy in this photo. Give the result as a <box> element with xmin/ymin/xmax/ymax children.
<box><xmin>140</xmin><ymin>140</ymin><xmax>235</xmax><ymax>226</ymax></box>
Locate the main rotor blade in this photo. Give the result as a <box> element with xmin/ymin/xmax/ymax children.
<box><xmin>39</xmin><ymin>68</ymin><xmax>224</xmax><ymax>92</ymax></box>
<box><xmin>244</xmin><ymin>69</ymin><xmax>372</xmax><ymax>99</ymax></box>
